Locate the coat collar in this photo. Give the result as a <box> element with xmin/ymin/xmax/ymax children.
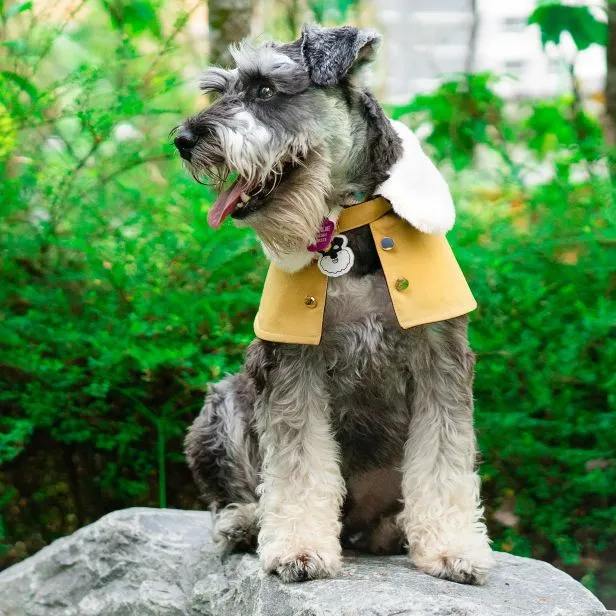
<box><xmin>264</xmin><ymin>119</ymin><xmax>455</xmax><ymax>273</ymax></box>
<box><xmin>254</xmin><ymin>209</ymin><xmax>476</xmax><ymax>345</ymax></box>
<box><xmin>375</xmin><ymin>120</ymin><xmax>455</xmax><ymax>236</ymax></box>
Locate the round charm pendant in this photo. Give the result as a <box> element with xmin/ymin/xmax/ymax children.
<box><xmin>317</xmin><ymin>234</ymin><xmax>354</xmax><ymax>277</ymax></box>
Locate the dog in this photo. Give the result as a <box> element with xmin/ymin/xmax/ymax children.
<box><xmin>176</xmin><ymin>24</ymin><xmax>494</xmax><ymax>585</ymax></box>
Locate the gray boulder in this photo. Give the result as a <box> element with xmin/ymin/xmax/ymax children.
<box><xmin>0</xmin><ymin>507</ymin><xmax>610</xmax><ymax>616</ymax></box>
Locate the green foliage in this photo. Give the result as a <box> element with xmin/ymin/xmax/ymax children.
<box><xmin>307</xmin><ymin>0</ymin><xmax>360</xmax><ymax>24</ymax></box>
<box><xmin>104</xmin><ymin>0</ymin><xmax>163</xmax><ymax>39</ymax></box>
<box><xmin>279</xmin><ymin>0</ymin><xmax>361</xmax><ymax>38</ymax></box>
<box><xmin>529</xmin><ymin>1</ymin><xmax>607</xmax><ymax>51</ymax></box>
<box><xmin>2</xmin><ymin>0</ymin><xmax>32</xmax><ymax>22</ymax></box>
<box><xmin>0</xmin><ymin>0</ymin><xmax>263</xmax><ymax>563</ymax></box>
<box><xmin>388</xmin><ymin>73</ymin><xmax>509</xmax><ymax>171</ymax></box>
<box><xmin>524</xmin><ymin>99</ymin><xmax>604</xmax><ymax>162</ymax></box>
<box><xmin>462</xmin><ymin>174</ymin><xmax>615</xmax><ymax>562</ymax></box>
<box><xmin>0</xmin><ymin>0</ymin><xmax>615</xmax><ymax>606</ymax></box>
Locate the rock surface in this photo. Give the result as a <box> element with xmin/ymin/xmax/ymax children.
<box><xmin>0</xmin><ymin>508</ymin><xmax>611</xmax><ymax>616</ymax></box>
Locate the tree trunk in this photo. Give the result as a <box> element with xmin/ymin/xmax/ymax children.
<box><xmin>208</xmin><ymin>0</ymin><xmax>253</xmax><ymax>67</ymax></box>
<box><xmin>465</xmin><ymin>0</ymin><xmax>479</xmax><ymax>74</ymax></box>
<box><xmin>606</xmin><ymin>0</ymin><xmax>616</xmax><ymax>144</ymax></box>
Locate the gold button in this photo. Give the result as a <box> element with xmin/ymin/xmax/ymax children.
<box><xmin>304</xmin><ymin>296</ymin><xmax>318</xmax><ymax>308</ymax></box>
<box><xmin>395</xmin><ymin>277</ymin><xmax>409</xmax><ymax>292</ymax></box>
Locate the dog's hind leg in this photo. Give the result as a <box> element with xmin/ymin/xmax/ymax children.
<box><xmin>399</xmin><ymin>317</ymin><xmax>494</xmax><ymax>585</ymax></box>
<box><xmin>212</xmin><ymin>502</ymin><xmax>258</xmax><ymax>552</ymax></box>
<box><xmin>184</xmin><ymin>372</ymin><xmax>260</xmax><ymax>551</ymax></box>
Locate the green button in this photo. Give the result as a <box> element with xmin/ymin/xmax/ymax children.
<box><xmin>395</xmin><ymin>277</ymin><xmax>409</xmax><ymax>292</ymax></box>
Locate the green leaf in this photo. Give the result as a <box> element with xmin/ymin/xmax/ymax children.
<box><xmin>308</xmin><ymin>0</ymin><xmax>360</xmax><ymax>24</ymax></box>
<box><xmin>102</xmin><ymin>0</ymin><xmax>162</xmax><ymax>38</ymax></box>
<box><xmin>0</xmin><ymin>418</ymin><xmax>34</xmax><ymax>463</ymax></box>
<box><xmin>386</xmin><ymin>101</ymin><xmax>415</xmax><ymax>121</ymax></box>
<box><xmin>126</xmin><ymin>1</ymin><xmax>161</xmax><ymax>38</ymax></box>
<box><xmin>529</xmin><ymin>2</ymin><xmax>607</xmax><ymax>51</ymax></box>
<box><xmin>0</xmin><ymin>70</ymin><xmax>38</xmax><ymax>99</ymax></box>
<box><xmin>5</xmin><ymin>0</ymin><xmax>32</xmax><ymax>19</ymax></box>
<box><xmin>1</xmin><ymin>39</ymin><xmax>27</xmax><ymax>54</ymax></box>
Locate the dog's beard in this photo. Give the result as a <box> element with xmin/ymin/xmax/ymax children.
<box><xmin>188</xmin><ymin>119</ymin><xmax>333</xmax><ymax>270</ymax></box>
<box><xmin>186</xmin><ymin>111</ymin><xmax>316</xmax><ymax>225</ymax></box>
<box><xmin>245</xmin><ymin>148</ymin><xmax>332</xmax><ymax>271</ymax></box>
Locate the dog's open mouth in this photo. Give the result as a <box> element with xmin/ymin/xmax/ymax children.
<box><xmin>207</xmin><ymin>159</ymin><xmax>300</xmax><ymax>229</ymax></box>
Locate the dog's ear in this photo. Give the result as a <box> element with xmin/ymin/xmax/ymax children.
<box><xmin>300</xmin><ymin>24</ymin><xmax>380</xmax><ymax>86</ymax></box>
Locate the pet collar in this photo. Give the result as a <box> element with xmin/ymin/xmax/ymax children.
<box><xmin>308</xmin><ymin>199</ymin><xmax>392</xmax><ymax>278</ymax></box>
<box><xmin>254</xmin><ymin>197</ymin><xmax>476</xmax><ymax>345</ymax></box>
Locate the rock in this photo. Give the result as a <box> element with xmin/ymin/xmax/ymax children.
<box><xmin>0</xmin><ymin>508</ymin><xmax>611</xmax><ymax>616</ymax></box>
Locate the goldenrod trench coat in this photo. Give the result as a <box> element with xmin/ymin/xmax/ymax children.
<box><xmin>254</xmin><ymin>197</ymin><xmax>476</xmax><ymax>345</ymax></box>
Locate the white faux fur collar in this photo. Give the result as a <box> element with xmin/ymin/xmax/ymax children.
<box><xmin>375</xmin><ymin>119</ymin><xmax>455</xmax><ymax>235</ymax></box>
<box><xmin>266</xmin><ymin>119</ymin><xmax>455</xmax><ymax>272</ymax></box>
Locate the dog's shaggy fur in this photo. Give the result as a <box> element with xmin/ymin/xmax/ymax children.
<box><xmin>177</xmin><ymin>24</ymin><xmax>494</xmax><ymax>585</ymax></box>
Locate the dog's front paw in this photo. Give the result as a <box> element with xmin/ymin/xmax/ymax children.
<box><xmin>261</xmin><ymin>542</ymin><xmax>341</xmax><ymax>583</ymax></box>
<box><xmin>413</xmin><ymin>541</ymin><xmax>494</xmax><ymax>586</ymax></box>
<box><xmin>275</xmin><ymin>550</ymin><xmax>339</xmax><ymax>583</ymax></box>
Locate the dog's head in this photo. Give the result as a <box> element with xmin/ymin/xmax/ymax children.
<box><xmin>174</xmin><ymin>25</ymin><xmax>386</xmax><ymax>266</ymax></box>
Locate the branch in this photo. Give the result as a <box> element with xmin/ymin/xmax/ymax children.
<box><xmin>97</xmin><ymin>154</ymin><xmax>173</xmax><ymax>187</ymax></box>
<box><xmin>142</xmin><ymin>1</ymin><xmax>202</xmax><ymax>87</ymax></box>
<box><xmin>465</xmin><ymin>0</ymin><xmax>479</xmax><ymax>74</ymax></box>
<box><xmin>30</xmin><ymin>0</ymin><xmax>87</xmax><ymax>77</ymax></box>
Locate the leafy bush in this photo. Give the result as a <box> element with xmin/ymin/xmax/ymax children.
<box><xmin>0</xmin><ymin>0</ymin><xmax>263</xmax><ymax>563</ymax></box>
<box><xmin>1</xmin><ymin>0</ymin><xmax>615</xmax><ymax>606</ymax></box>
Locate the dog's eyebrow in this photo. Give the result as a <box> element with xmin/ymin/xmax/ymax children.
<box><xmin>231</xmin><ymin>42</ymin><xmax>299</xmax><ymax>81</ymax></box>
<box><xmin>200</xmin><ymin>68</ymin><xmax>237</xmax><ymax>93</ymax></box>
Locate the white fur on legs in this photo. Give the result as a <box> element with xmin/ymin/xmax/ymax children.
<box><xmin>400</xmin><ymin>323</ymin><xmax>494</xmax><ymax>585</ymax></box>
<box><xmin>256</xmin><ymin>350</ymin><xmax>345</xmax><ymax>583</ymax></box>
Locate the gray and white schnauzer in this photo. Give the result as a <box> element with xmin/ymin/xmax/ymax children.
<box><xmin>177</xmin><ymin>25</ymin><xmax>494</xmax><ymax>584</ymax></box>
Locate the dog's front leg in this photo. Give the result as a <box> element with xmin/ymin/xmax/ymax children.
<box><xmin>400</xmin><ymin>318</ymin><xmax>494</xmax><ymax>585</ymax></box>
<box><xmin>255</xmin><ymin>345</ymin><xmax>345</xmax><ymax>582</ymax></box>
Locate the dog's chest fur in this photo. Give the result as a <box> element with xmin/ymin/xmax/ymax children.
<box><xmin>319</xmin><ymin>269</ymin><xmax>421</xmax><ymax>533</ymax></box>
<box><xmin>320</xmin><ymin>269</ymin><xmax>419</xmax><ymax>471</ymax></box>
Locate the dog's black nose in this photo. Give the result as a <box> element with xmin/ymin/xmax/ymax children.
<box><xmin>174</xmin><ymin>129</ymin><xmax>198</xmax><ymax>159</ymax></box>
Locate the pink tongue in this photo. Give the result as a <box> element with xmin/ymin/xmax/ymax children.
<box><xmin>207</xmin><ymin>179</ymin><xmax>248</xmax><ymax>229</ymax></box>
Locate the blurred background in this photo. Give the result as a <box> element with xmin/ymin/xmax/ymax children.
<box><xmin>0</xmin><ymin>0</ymin><xmax>614</xmax><ymax>606</ymax></box>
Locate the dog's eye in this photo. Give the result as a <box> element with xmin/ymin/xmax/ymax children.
<box><xmin>257</xmin><ymin>85</ymin><xmax>274</xmax><ymax>100</ymax></box>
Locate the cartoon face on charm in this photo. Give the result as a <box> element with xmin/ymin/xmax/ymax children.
<box><xmin>317</xmin><ymin>234</ymin><xmax>355</xmax><ymax>277</ymax></box>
